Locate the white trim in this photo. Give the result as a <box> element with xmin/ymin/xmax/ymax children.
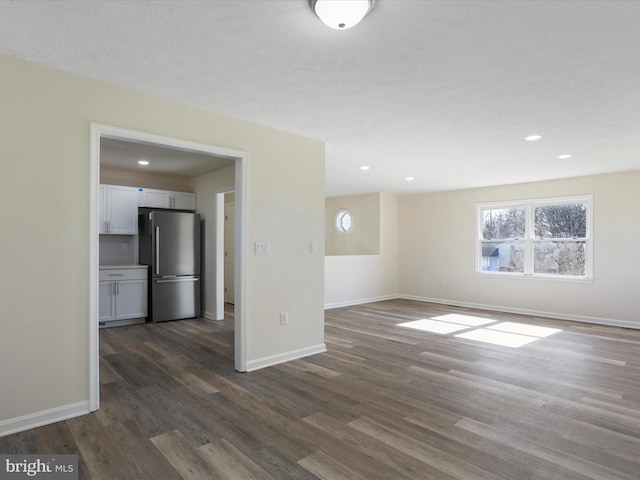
<box><xmin>202</xmin><ymin>310</ymin><xmax>217</xmax><ymax>321</ymax></box>
<box><xmin>234</xmin><ymin>151</ymin><xmax>249</xmax><ymax>372</ymax></box>
<box><xmin>0</xmin><ymin>401</ymin><xmax>89</xmax><ymax>438</ymax></box>
<box><xmin>324</xmin><ymin>294</ymin><xmax>398</xmax><ymax>310</ymax></box>
<box><xmin>90</xmin><ymin>124</ymin><xmax>250</xmax><ymax>412</ymax></box>
<box><xmin>474</xmin><ymin>271</ymin><xmax>595</xmax><ymax>284</ymax></box>
<box><xmin>216</xmin><ymin>191</ymin><xmax>235</xmax><ymax>321</ymax></box>
<box><xmin>245</xmin><ymin>344</ymin><xmax>327</xmax><ymax>372</ymax></box>
<box><xmin>398</xmin><ymin>294</ymin><xmax>640</xmax><ymax>330</ymax></box>
<box><xmin>89</xmin><ymin>125</ymin><xmax>101</xmax><ymax>412</ymax></box>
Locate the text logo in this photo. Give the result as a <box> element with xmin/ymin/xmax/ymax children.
<box><xmin>0</xmin><ymin>455</ymin><xmax>77</xmax><ymax>480</ymax></box>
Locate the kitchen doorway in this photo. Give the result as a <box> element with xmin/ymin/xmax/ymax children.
<box><xmin>89</xmin><ymin>123</ymin><xmax>249</xmax><ymax>412</ymax></box>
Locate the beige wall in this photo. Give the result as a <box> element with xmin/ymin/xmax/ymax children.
<box><xmin>189</xmin><ymin>165</ymin><xmax>235</xmax><ymax>318</ymax></box>
<box><xmin>0</xmin><ymin>55</ymin><xmax>325</xmax><ymax>429</ymax></box>
<box><xmin>325</xmin><ymin>193</ymin><xmax>399</xmax><ymax>307</ymax></box>
<box><xmin>325</xmin><ymin>193</ymin><xmax>381</xmax><ymax>255</ymax></box>
<box><xmin>100</xmin><ymin>165</ymin><xmax>194</xmax><ymax>192</ymax></box>
<box><xmin>399</xmin><ymin>171</ymin><xmax>640</xmax><ymax>327</ymax></box>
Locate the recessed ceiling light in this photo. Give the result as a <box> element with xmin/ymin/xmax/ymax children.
<box><xmin>405</xmin><ymin>177</ymin><xmax>415</xmax><ymax>181</ymax></box>
<box><xmin>557</xmin><ymin>154</ymin><xmax>572</xmax><ymax>159</ymax></box>
<box><xmin>360</xmin><ymin>165</ymin><xmax>370</xmax><ymax>170</ymax></box>
<box><xmin>525</xmin><ymin>135</ymin><xmax>542</xmax><ymax>141</ymax></box>
<box><xmin>138</xmin><ymin>160</ymin><xmax>149</xmax><ymax>166</ymax></box>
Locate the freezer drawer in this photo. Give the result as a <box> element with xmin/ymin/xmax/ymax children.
<box><xmin>151</xmin><ymin>276</ymin><xmax>200</xmax><ymax>323</ymax></box>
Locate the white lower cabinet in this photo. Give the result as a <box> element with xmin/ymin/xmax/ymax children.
<box><xmin>99</xmin><ymin>267</ymin><xmax>148</xmax><ymax>326</ymax></box>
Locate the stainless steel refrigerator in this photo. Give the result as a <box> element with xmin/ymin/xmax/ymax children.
<box><xmin>138</xmin><ymin>210</ymin><xmax>201</xmax><ymax>322</ymax></box>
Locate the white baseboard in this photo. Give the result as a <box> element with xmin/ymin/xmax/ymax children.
<box><xmin>202</xmin><ymin>310</ymin><xmax>218</xmax><ymax>321</ymax></box>
<box><xmin>398</xmin><ymin>294</ymin><xmax>640</xmax><ymax>330</ymax></box>
<box><xmin>0</xmin><ymin>401</ymin><xmax>90</xmax><ymax>438</ymax></box>
<box><xmin>245</xmin><ymin>343</ymin><xmax>327</xmax><ymax>372</ymax></box>
<box><xmin>324</xmin><ymin>294</ymin><xmax>399</xmax><ymax>310</ymax></box>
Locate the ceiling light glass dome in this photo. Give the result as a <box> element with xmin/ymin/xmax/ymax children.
<box><xmin>310</xmin><ymin>0</ymin><xmax>375</xmax><ymax>30</ymax></box>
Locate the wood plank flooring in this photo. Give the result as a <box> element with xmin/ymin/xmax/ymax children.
<box><xmin>2</xmin><ymin>299</ymin><xmax>640</xmax><ymax>479</ymax></box>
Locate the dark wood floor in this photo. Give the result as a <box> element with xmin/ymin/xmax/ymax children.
<box><xmin>2</xmin><ymin>299</ymin><xmax>640</xmax><ymax>479</ymax></box>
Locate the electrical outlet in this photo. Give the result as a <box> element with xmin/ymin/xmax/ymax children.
<box><xmin>280</xmin><ymin>312</ymin><xmax>289</xmax><ymax>325</ymax></box>
<box><xmin>310</xmin><ymin>241</ymin><xmax>318</xmax><ymax>254</ymax></box>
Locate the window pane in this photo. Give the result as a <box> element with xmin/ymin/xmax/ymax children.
<box><xmin>482</xmin><ymin>208</ymin><xmax>525</xmax><ymax>240</ymax></box>
<box><xmin>534</xmin><ymin>241</ymin><xmax>586</xmax><ymax>276</ymax></box>
<box><xmin>535</xmin><ymin>204</ymin><xmax>587</xmax><ymax>239</ymax></box>
<box><xmin>481</xmin><ymin>241</ymin><xmax>524</xmax><ymax>272</ymax></box>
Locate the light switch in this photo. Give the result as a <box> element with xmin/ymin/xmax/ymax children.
<box><xmin>255</xmin><ymin>242</ymin><xmax>271</xmax><ymax>255</ymax></box>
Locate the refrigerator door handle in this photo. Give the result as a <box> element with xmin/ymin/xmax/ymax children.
<box><xmin>155</xmin><ymin>226</ymin><xmax>160</xmax><ymax>275</ymax></box>
<box><xmin>155</xmin><ymin>277</ymin><xmax>200</xmax><ymax>284</ymax></box>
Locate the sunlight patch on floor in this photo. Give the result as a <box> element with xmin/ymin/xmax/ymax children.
<box><xmin>487</xmin><ymin>322</ymin><xmax>562</xmax><ymax>338</ymax></box>
<box><xmin>431</xmin><ymin>313</ymin><xmax>495</xmax><ymax>327</ymax></box>
<box><xmin>398</xmin><ymin>314</ymin><xmax>563</xmax><ymax>349</ymax></box>
<box><xmin>398</xmin><ymin>319</ymin><xmax>470</xmax><ymax>334</ymax></box>
<box><xmin>455</xmin><ymin>328</ymin><xmax>539</xmax><ymax>348</ymax></box>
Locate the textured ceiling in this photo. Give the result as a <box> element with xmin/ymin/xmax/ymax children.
<box><xmin>1</xmin><ymin>1</ymin><xmax>639</xmax><ymax>196</ymax></box>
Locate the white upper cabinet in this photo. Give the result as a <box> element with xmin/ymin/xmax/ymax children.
<box><xmin>172</xmin><ymin>191</ymin><xmax>197</xmax><ymax>210</ymax></box>
<box><xmin>138</xmin><ymin>188</ymin><xmax>171</xmax><ymax>209</ymax></box>
<box><xmin>138</xmin><ymin>188</ymin><xmax>196</xmax><ymax>211</ymax></box>
<box><xmin>99</xmin><ymin>184</ymin><xmax>139</xmax><ymax>234</ymax></box>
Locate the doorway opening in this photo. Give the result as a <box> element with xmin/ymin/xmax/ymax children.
<box><xmin>89</xmin><ymin>123</ymin><xmax>248</xmax><ymax>412</ymax></box>
<box><xmin>215</xmin><ymin>192</ymin><xmax>235</xmax><ymax>320</ymax></box>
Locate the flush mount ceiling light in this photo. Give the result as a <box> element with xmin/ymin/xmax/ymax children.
<box><xmin>360</xmin><ymin>165</ymin><xmax>370</xmax><ymax>170</ymax></box>
<box><xmin>310</xmin><ymin>0</ymin><xmax>375</xmax><ymax>30</ymax></box>
<box><xmin>138</xmin><ymin>160</ymin><xmax>149</xmax><ymax>166</ymax></box>
<box><xmin>558</xmin><ymin>154</ymin><xmax>572</xmax><ymax>159</ymax></box>
<box><xmin>525</xmin><ymin>134</ymin><xmax>542</xmax><ymax>142</ymax></box>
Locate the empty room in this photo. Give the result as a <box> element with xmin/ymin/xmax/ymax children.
<box><xmin>1</xmin><ymin>2</ymin><xmax>639</xmax><ymax>479</ymax></box>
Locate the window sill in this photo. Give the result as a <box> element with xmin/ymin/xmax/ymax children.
<box><xmin>475</xmin><ymin>271</ymin><xmax>595</xmax><ymax>284</ymax></box>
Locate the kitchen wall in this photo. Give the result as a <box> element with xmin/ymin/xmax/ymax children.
<box><xmin>189</xmin><ymin>165</ymin><xmax>235</xmax><ymax>319</ymax></box>
<box><xmin>100</xmin><ymin>165</ymin><xmax>194</xmax><ymax>192</ymax></box>
<box><xmin>0</xmin><ymin>54</ymin><xmax>325</xmax><ymax>435</ymax></box>
<box><xmin>399</xmin><ymin>170</ymin><xmax>640</xmax><ymax>327</ymax></box>
<box><xmin>325</xmin><ymin>192</ymin><xmax>399</xmax><ymax>307</ymax></box>
<box><xmin>99</xmin><ymin>235</ymin><xmax>137</xmax><ymax>265</ymax></box>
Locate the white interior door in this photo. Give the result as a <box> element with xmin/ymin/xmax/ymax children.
<box><xmin>224</xmin><ymin>203</ymin><xmax>235</xmax><ymax>304</ymax></box>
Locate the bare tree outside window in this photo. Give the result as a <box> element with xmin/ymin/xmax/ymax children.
<box><xmin>481</xmin><ymin>207</ymin><xmax>525</xmax><ymax>272</ymax></box>
<box><xmin>534</xmin><ymin>203</ymin><xmax>587</xmax><ymax>276</ymax></box>
<box><xmin>477</xmin><ymin>197</ymin><xmax>592</xmax><ymax>279</ymax></box>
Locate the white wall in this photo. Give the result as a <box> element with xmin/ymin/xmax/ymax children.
<box><xmin>399</xmin><ymin>171</ymin><xmax>640</xmax><ymax>327</ymax></box>
<box><xmin>0</xmin><ymin>55</ymin><xmax>325</xmax><ymax>433</ymax></box>
<box><xmin>189</xmin><ymin>166</ymin><xmax>235</xmax><ymax>319</ymax></box>
<box><xmin>325</xmin><ymin>193</ymin><xmax>399</xmax><ymax>307</ymax></box>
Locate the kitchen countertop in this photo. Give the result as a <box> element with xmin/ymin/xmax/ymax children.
<box><xmin>99</xmin><ymin>265</ymin><xmax>148</xmax><ymax>270</ymax></box>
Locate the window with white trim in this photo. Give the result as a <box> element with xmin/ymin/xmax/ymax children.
<box><xmin>477</xmin><ymin>195</ymin><xmax>593</xmax><ymax>280</ymax></box>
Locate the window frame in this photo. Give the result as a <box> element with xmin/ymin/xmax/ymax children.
<box><xmin>476</xmin><ymin>195</ymin><xmax>593</xmax><ymax>282</ymax></box>
<box><xmin>335</xmin><ymin>209</ymin><xmax>353</xmax><ymax>233</ymax></box>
